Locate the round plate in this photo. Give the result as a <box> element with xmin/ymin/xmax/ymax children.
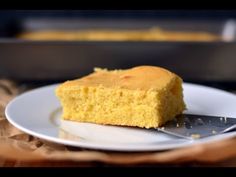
<box><xmin>5</xmin><ymin>83</ymin><xmax>236</xmax><ymax>151</ymax></box>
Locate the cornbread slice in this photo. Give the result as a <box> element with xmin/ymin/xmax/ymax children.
<box><xmin>56</xmin><ymin>66</ymin><xmax>186</xmax><ymax>128</ymax></box>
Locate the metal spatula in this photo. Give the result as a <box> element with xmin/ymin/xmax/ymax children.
<box><xmin>157</xmin><ymin>114</ymin><xmax>236</xmax><ymax>140</ymax></box>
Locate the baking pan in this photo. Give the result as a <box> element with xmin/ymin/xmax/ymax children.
<box><xmin>0</xmin><ymin>18</ymin><xmax>236</xmax><ymax>83</ymax></box>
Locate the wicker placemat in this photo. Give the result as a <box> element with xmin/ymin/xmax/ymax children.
<box><xmin>1</xmin><ymin>79</ymin><xmax>236</xmax><ymax>167</ymax></box>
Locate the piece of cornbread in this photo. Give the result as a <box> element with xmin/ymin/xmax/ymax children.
<box><xmin>56</xmin><ymin>66</ymin><xmax>186</xmax><ymax>128</ymax></box>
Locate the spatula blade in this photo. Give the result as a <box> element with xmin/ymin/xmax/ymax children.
<box><xmin>157</xmin><ymin>114</ymin><xmax>236</xmax><ymax>140</ymax></box>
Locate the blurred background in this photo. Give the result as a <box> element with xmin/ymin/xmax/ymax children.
<box><xmin>1</xmin><ymin>10</ymin><xmax>236</xmax><ymax>90</ymax></box>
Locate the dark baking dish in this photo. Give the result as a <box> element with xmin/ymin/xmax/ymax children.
<box><xmin>0</xmin><ymin>18</ymin><xmax>236</xmax><ymax>84</ymax></box>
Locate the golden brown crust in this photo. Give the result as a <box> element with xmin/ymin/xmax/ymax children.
<box><xmin>57</xmin><ymin>66</ymin><xmax>179</xmax><ymax>91</ymax></box>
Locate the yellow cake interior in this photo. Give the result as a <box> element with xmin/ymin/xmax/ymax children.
<box><xmin>56</xmin><ymin>66</ymin><xmax>186</xmax><ymax>128</ymax></box>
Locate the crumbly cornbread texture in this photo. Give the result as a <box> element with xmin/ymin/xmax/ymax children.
<box><xmin>56</xmin><ymin>66</ymin><xmax>186</xmax><ymax>128</ymax></box>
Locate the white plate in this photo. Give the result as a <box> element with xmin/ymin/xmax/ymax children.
<box><xmin>5</xmin><ymin>83</ymin><xmax>236</xmax><ymax>151</ymax></box>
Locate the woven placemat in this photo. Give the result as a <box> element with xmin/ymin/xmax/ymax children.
<box><xmin>1</xmin><ymin>79</ymin><xmax>236</xmax><ymax>167</ymax></box>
